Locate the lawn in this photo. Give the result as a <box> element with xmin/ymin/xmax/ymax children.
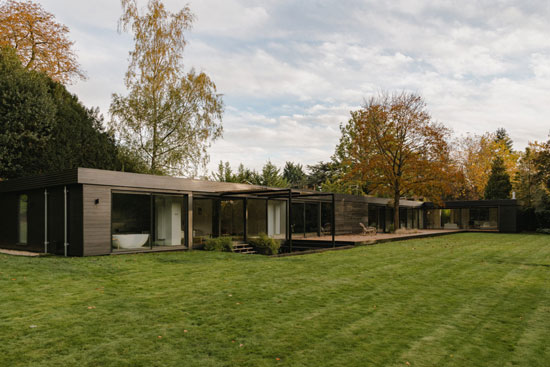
<box><xmin>1</xmin><ymin>233</ymin><xmax>550</xmax><ymax>367</ymax></box>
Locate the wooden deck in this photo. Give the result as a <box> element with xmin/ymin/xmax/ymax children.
<box><xmin>296</xmin><ymin>229</ymin><xmax>463</xmax><ymax>245</ymax></box>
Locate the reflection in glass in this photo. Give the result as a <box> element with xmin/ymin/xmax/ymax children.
<box><xmin>305</xmin><ymin>203</ymin><xmax>319</xmax><ymax>237</ymax></box>
<box><xmin>248</xmin><ymin>199</ymin><xmax>267</xmax><ymax>238</ymax></box>
<box><xmin>18</xmin><ymin>194</ymin><xmax>28</xmax><ymax>245</ymax></box>
<box><xmin>321</xmin><ymin>202</ymin><xmax>333</xmax><ymax>235</ymax></box>
<box><xmin>193</xmin><ymin>198</ymin><xmax>214</xmax><ymax>245</ymax></box>
<box><xmin>221</xmin><ymin>199</ymin><xmax>244</xmax><ymax>240</ymax></box>
<box><xmin>268</xmin><ymin>200</ymin><xmax>287</xmax><ymax>239</ymax></box>
<box><xmin>112</xmin><ymin>193</ymin><xmax>151</xmax><ymax>251</ymax></box>
<box><xmin>153</xmin><ymin>195</ymin><xmax>185</xmax><ymax>247</ymax></box>
<box><xmin>291</xmin><ymin>202</ymin><xmax>305</xmax><ymax>235</ymax></box>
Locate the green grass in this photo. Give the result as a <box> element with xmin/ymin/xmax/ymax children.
<box><xmin>1</xmin><ymin>233</ymin><xmax>550</xmax><ymax>367</ymax></box>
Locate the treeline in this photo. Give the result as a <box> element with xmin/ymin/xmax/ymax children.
<box><xmin>212</xmin><ymin>160</ymin><xmax>345</xmax><ymax>191</ymax></box>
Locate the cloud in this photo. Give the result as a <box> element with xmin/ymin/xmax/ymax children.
<box><xmin>37</xmin><ymin>0</ymin><xmax>550</xmax><ymax>175</ymax></box>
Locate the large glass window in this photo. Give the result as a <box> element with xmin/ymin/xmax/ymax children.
<box><xmin>268</xmin><ymin>200</ymin><xmax>286</xmax><ymax>239</ymax></box>
<box><xmin>153</xmin><ymin>195</ymin><xmax>186</xmax><ymax>248</ymax></box>
<box><xmin>291</xmin><ymin>202</ymin><xmax>305</xmax><ymax>235</ymax></box>
<box><xmin>469</xmin><ymin>207</ymin><xmax>498</xmax><ymax>230</ymax></box>
<box><xmin>368</xmin><ymin>206</ymin><xmax>378</xmax><ymax>228</ymax></box>
<box><xmin>112</xmin><ymin>193</ymin><xmax>151</xmax><ymax>251</ymax></box>
<box><xmin>305</xmin><ymin>203</ymin><xmax>320</xmax><ymax>237</ymax></box>
<box><xmin>248</xmin><ymin>199</ymin><xmax>267</xmax><ymax>238</ymax></box>
<box><xmin>193</xmin><ymin>198</ymin><xmax>214</xmax><ymax>245</ymax></box>
<box><xmin>18</xmin><ymin>194</ymin><xmax>28</xmax><ymax>245</ymax></box>
<box><xmin>221</xmin><ymin>199</ymin><xmax>244</xmax><ymax>240</ymax></box>
<box><xmin>112</xmin><ymin>192</ymin><xmax>187</xmax><ymax>251</ymax></box>
<box><xmin>321</xmin><ymin>202</ymin><xmax>333</xmax><ymax>235</ymax></box>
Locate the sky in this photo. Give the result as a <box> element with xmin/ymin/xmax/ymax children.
<box><xmin>39</xmin><ymin>0</ymin><xmax>550</xmax><ymax>176</ymax></box>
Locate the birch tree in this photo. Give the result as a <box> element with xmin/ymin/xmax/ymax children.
<box><xmin>110</xmin><ymin>0</ymin><xmax>223</xmax><ymax>176</ymax></box>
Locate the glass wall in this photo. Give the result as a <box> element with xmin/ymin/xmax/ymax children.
<box><xmin>153</xmin><ymin>195</ymin><xmax>186</xmax><ymax>247</ymax></box>
<box><xmin>291</xmin><ymin>202</ymin><xmax>305</xmax><ymax>236</ymax></box>
<box><xmin>424</xmin><ymin>207</ymin><xmax>498</xmax><ymax>230</ymax></box>
<box><xmin>305</xmin><ymin>203</ymin><xmax>320</xmax><ymax>237</ymax></box>
<box><xmin>220</xmin><ymin>199</ymin><xmax>244</xmax><ymax>240</ymax></box>
<box><xmin>112</xmin><ymin>192</ymin><xmax>187</xmax><ymax>251</ymax></box>
<box><xmin>18</xmin><ymin>194</ymin><xmax>28</xmax><ymax>245</ymax></box>
<box><xmin>112</xmin><ymin>193</ymin><xmax>151</xmax><ymax>251</ymax></box>
<box><xmin>368</xmin><ymin>206</ymin><xmax>378</xmax><ymax>229</ymax></box>
<box><xmin>248</xmin><ymin>199</ymin><xmax>267</xmax><ymax>238</ymax></box>
<box><xmin>321</xmin><ymin>202</ymin><xmax>333</xmax><ymax>235</ymax></box>
<box><xmin>268</xmin><ymin>200</ymin><xmax>287</xmax><ymax>239</ymax></box>
<box><xmin>193</xmin><ymin>198</ymin><xmax>214</xmax><ymax>245</ymax></box>
<box><xmin>469</xmin><ymin>207</ymin><xmax>498</xmax><ymax>230</ymax></box>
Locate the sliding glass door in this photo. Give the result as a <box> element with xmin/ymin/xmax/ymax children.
<box><xmin>111</xmin><ymin>192</ymin><xmax>187</xmax><ymax>252</ymax></box>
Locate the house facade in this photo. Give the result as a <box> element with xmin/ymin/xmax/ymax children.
<box><xmin>0</xmin><ymin>168</ymin><xmax>518</xmax><ymax>256</ymax></box>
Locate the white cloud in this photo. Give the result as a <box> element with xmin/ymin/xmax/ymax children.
<box><xmin>35</xmin><ymin>0</ymin><xmax>550</xmax><ymax>175</ymax></box>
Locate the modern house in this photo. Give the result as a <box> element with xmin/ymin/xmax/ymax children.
<box><xmin>0</xmin><ymin>168</ymin><xmax>518</xmax><ymax>256</ymax></box>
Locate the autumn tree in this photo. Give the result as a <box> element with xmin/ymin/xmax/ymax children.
<box><xmin>453</xmin><ymin>131</ymin><xmax>518</xmax><ymax>199</ymax></box>
<box><xmin>110</xmin><ymin>0</ymin><xmax>223</xmax><ymax>176</ymax></box>
<box><xmin>0</xmin><ymin>0</ymin><xmax>85</xmax><ymax>84</ymax></box>
<box><xmin>337</xmin><ymin>92</ymin><xmax>451</xmax><ymax>230</ymax></box>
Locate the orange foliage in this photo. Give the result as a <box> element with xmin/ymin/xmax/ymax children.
<box><xmin>0</xmin><ymin>0</ymin><xmax>85</xmax><ymax>84</ymax></box>
<box><xmin>453</xmin><ymin>133</ymin><xmax>518</xmax><ymax>199</ymax></box>
<box><xmin>339</xmin><ymin>92</ymin><xmax>453</xmax><ymax>229</ymax></box>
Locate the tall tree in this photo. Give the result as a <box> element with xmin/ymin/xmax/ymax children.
<box><xmin>453</xmin><ymin>132</ymin><xmax>518</xmax><ymax>199</ymax></box>
<box><xmin>495</xmin><ymin>127</ymin><xmax>513</xmax><ymax>151</ymax></box>
<box><xmin>0</xmin><ymin>46</ymin><xmax>120</xmax><ymax>179</ymax></box>
<box><xmin>110</xmin><ymin>0</ymin><xmax>223</xmax><ymax>177</ymax></box>
<box><xmin>257</xmin><ymin>161</ymin><xmax>288</xmax><ymax>188</ymax></box>
<box><xmin>484</xmin><ymin>156</ymin><xmax>512</xmax><ymax>199</ymax></box>
<box><xmin>212</xmin><ymin>161</ymin><xmax>238</xmax><ymax>183</ymax></box>
<box><xmin>337</xmin><ymin>92</ymin><xmax>451</xmax><ymax>230</ymax></box>
<box><xmin>514</xmin><ymin>145</ymin><xmax>541</xmax><ymax>207</ymax></box>
<box><xmin>0</xmin><ymin>46</ymin><xmax>55</xmax><ymax>178</ymax></box>
<box><xmin>283</xmin><ymin>162</ymin><xmax>306</xmax><ymax>188</ymax></box>
<box><xmin>534</xmin><ymin>139</ymin><xmax>550</xmax><ymax>192</ymax></box>
<box><xmin>0</xmin><ymin>0</ymin><xmax>85</xmax><ymax>84</ymax></box>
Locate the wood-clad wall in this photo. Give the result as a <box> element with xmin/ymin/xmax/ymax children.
<box><xmin>82</xmin><ymin>185</ymin><xmax>112</xmax><ymax>256</ymax></box>
<box><xmin>335</xmin><ymin>199</ymin><xmax>369</xmax><ymax>235</ymax></box>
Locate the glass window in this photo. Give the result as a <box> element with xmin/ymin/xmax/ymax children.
<box><xmin>18</xmin><ymin>194</ymin><xmax>28</xmax><ymax>245</ymax></box>
<box><xmin>305</xmin><ymin>203</ymin><xmax>320</xmax><ymax>237</ymax></box>
<box><xmin>153</xmin><ymin>195</ymin><xmax>186</xmax><ymax>247</ymax></box>
<box><xmin>268</xmin><ymin>200</ymin><xmax>286</xmax><ymax>239</ymax></box>
<box><xmin>220</xmin><ymin>199</ymin><xmax>244</xmax><ymax>240</ymax></box>
<box><xmin>112</xmin><ymin>193</ymin><xmax>151</xmax><ymax>251</ymax></box>
<box><xmin>321</xmin><ymin>202</ymin><xmax>333</xmax><ymax>235</ymax></box>
<box><xmin>193</xmin><ymin>198</ymin><xmax>214</xmax><ymax>245</ymax></box>
<box><xmin>248</xmin><ymin>199</ymin><xmax>267</xmax><ymax>238</ymax></box>
<box><xmin>469</xmin><ymin>207</ymin><xmax>498</xmax><ymax>230</ymax></box>
<box><xmin>291</xmin><ymin>202</ymin><xmax>305</xmax><ymax>235</ymax></box>
<box><xmin>368</xmin><ymin>206</ymin><xmax>377</xmax><ymax>228</ymax></box>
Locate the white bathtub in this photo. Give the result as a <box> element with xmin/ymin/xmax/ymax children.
<box><xmin>113</xmin><ymin>234</ymin><xmax>149</xmax><ymax>249</ymax></box>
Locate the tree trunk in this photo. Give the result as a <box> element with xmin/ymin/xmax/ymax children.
<box><xmin>394</xmin><ymin>189</ymin><xmax>400</xmax><ymax>232</ymax></box>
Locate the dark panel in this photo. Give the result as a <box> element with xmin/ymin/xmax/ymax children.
<box><xmin>48</xmin><ymin>187</ymin><xmax>66</xmax><ymax>255</ymax></box>
<box><xmin>0</xmin><ymin>193</ymin><xmax>18</xmax><ymax>247</ymax></box>
<box><xmin>499</xmin><ymin>205</ymin><xmax>518</xmax><ymax>233</ymax></box>
<box><xmin>0</xmin><ymin>169</ymin><xmax>78</xmax><ymax>193</ymax></box>
<box><xmin>27</xmin><ymin>189</ymin><xmax>46</xmax><ymax>251</ymax></box>
<box><xmin>69</xmin><ymin>185</ymin><xmax>84</xmax><ymax>256</ymax></box>
<box><xmin>82</xmin><ymin>185</ymin><xmax>112</xmax><ymax>256</ymax></box>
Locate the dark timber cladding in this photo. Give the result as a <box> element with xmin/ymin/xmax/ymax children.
<box><xmin>0</xmin><ymin>168</ymin><xmax>521</xmax><ymax>256</ymax></box>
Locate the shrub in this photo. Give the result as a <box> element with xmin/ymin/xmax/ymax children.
<box><xmin>536</xmin><ymin>228</ymin><xmax>550</xmax><ymax>234</ymax></box>
<box><xmin>204</xmin><ymin>236</ymin><xmax>233</xmax><ymax>252</ymax></box>
<box><xmin>248</xmin><ymin>233</ymin><xmax>280</xmax><ymax>255</ymax></box>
